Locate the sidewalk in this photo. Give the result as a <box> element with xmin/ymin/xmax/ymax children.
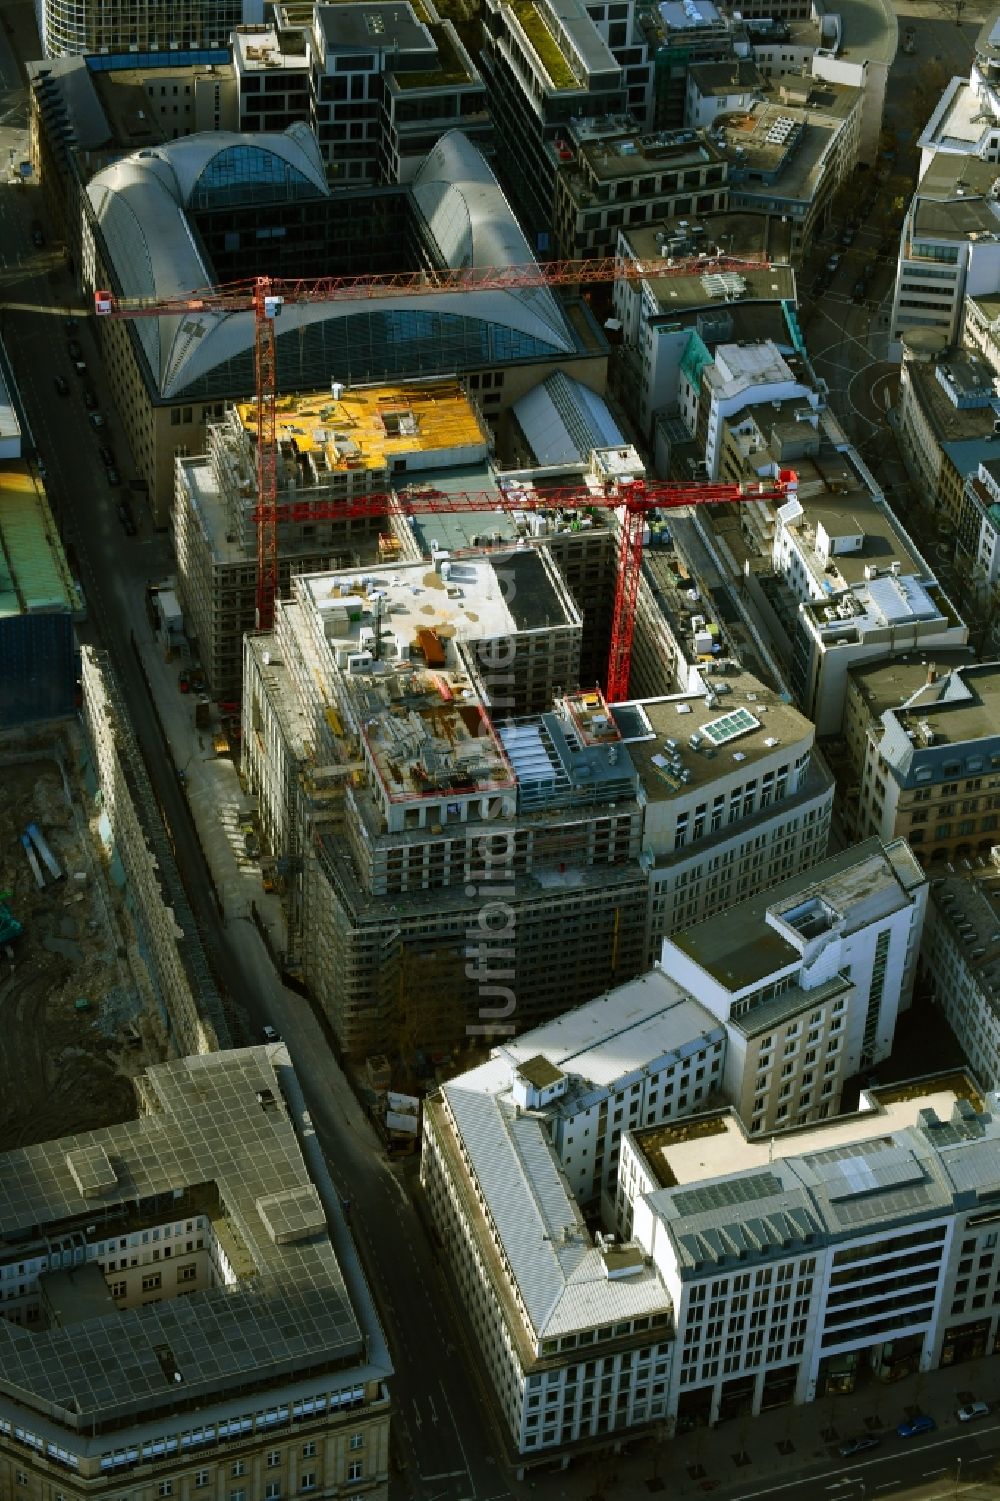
<box><xmin>521</xmin><ymin>1354</ymin><xmax>1000</xmax><ymax>1501</ymax></box>
<box><xmin>127</xmin><ymin>602</ymin><xmax>288</xmax><ymax>960</ymax></box>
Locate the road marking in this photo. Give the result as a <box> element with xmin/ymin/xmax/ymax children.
<box><xmin>421</xmin><ymin>1471</ymin><xmax>468</xmax><ymax>1481</ymax></box>
<box><xmin>923</xmin><ymin>1468</ymin><xmax>946</xmax><ymax>1477</ymax></box>
<box><xmin>427</xmin><ymin>1392</ymin><xmax>439</xmax><ymax>1425</ymax></box>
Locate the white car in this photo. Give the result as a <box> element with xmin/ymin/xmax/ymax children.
<box><xmin>957</xmin><ymin>1401</ymin><xmax>989</xmax><ymax>1422</ymax></box>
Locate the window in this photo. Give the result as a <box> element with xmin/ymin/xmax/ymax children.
<box><xmin>111</xmin><ymin>1279</ymin><xmax>127</xmax><ymax>1297</ymax></box>
<box><xmin>15</xmin><ymin>1476</ymin><xmax>27</xmax><ymax>1489</ymax></box>
<box><xmin>142</xmin><ymin>1272</ymin><xmax>162</xmax><ymax>1292</ymax></box>
<box><xmin>301</xmin><ymin>1442</ymin><xmax>316</xmax><ymax>1458</ymax></box>
<box><xmin>349</xmin><ymin>1433</ymin><xmax>364</xmax><ymax>1450</ymax></box>
<box><xmin>158</xmin><ymin>1487</ymin><xmax>173</xmax><ymax>1499</ymax></box>
<box><xmin>300</xmin><ymin>1476</ymin><xmax>316</xmax><ymax>1493</ymax></box>
<box><xmin>266</xmin><ymin>1486</ymin><xmax>281</xmax><ymax>1501</ymax></box>
<box><xmin>232</xmin><ymin>1460</ymin><xmax>246</xmax><ymax>1476</ymax></box>
<box><xmin>348</xmin><ymin>1461</ymin><xmax>364</xmax><ymax>1481</ymax></box>
<box><xmin>230</xmin><ymin>1491</ymin><xmax>246</xmax><ymax>1501</ymax></box>
<box><xmin>267</xmin><ymin>1450</ymin><xmax>281</xmax><ymax>1467</ymax></box>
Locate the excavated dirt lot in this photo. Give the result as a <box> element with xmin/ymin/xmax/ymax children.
<box><xmin>0</xmin><ymin>745</ymin><xmax>163</xmax><ymax>1149</ymax></box>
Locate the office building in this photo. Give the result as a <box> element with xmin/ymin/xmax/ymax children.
<box><xmin>622</xmin><ymin>1073</ymin><xmax>1000</xmax><ymax>1423</ymax></box>
<box><xmin>896</xmin><ymin>345</ymin><xmax>1000</xmax><ymax>525</ymax></box>
<box><xmin>233</xmin><ymin>22</ymin><xmax>311</xmax><ymax>134</ymax></box>
<box><xmin>173</xmin><ymin>380</ymin><xmax>492</xmax><ymax>696</ymax></box>
<box><xmin>36</xmin><ymin>0</ymin><xmax>260</xmax><ymax>58</ymax></box>
<box><xmin>922</xmin><ymin>865</ymin><xmax>1000</xmax><ymax>1088</ymax></box>
<box><xmin>84</xmin><ymin>127</ymin><xmax>608</xmax><ymax>523</ymax></box>
<box><xmin>613</xmin><ymin>669</ymin><xmax>834</xmax><ymax>948</ymax></box>
<box><xmin>551</xmin><ymin>118</ymin><xmax>728</xmax><ymax>261</ymax></box>
<box><xmin>645</xmin><ymin>0</ymin><xmax>736</xmax><ymax>130</ymax></box>
<box><xmin>956</xmin><ymin>456</ymin><xmax>1000</xmax><ymax>615</ymax></box>
<box><xmin>660</xmin><ymin>837</ymin><xmax>928</xmax><ymax>1133</ymax></box>
<box><xmin>0</xmin><ymin>1047</ymin><xmax>391</xmax><ymax>1498</ymax></box>
<box><xmin>915</xmin><ymin>10</ymin><xmax>1000</xmax><ymax>178</ymax></box>
<box><xmin>421</xmin><ymin>1064</ymin><xmax>675</xmax><ymax>1464</ymax></box>
<box><xmin>478</xmin><ymin>0</ymin><xmax>652</xmax><ymax>246</ymax></box>
<box><xmin>889</xmin><ymin>154</ymin><xmax>1000</xmax><ymax>356</ymax></box>
<box><xmin>715</xmin><ymin>83</ymin><xmax>862</xmax><ymax>260</ymax></box>
<box><xmin>302</xmin><ymin>0</ymin><xmax>490</xmax><ymax>184</ymax></box>
<box><xmin>612</xmin><ymin>239</ymin><xmax>798</xmax><ymax>443</ymax></box>
<box><xmin>772</xmin><ymin>476</ymin><xmax>966</xmax><ymax>737</ymax></box>
<box><xmin>843</xmin><ymin>657</ymin><xmax>1000</xmax><ymax>865</ymax></box>
<box><xmin>441</xmin><ymin>972</ymin><xmax>726</xmax><ymax>1209</ymax></box>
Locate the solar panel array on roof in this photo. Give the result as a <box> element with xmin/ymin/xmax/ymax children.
<box><xmin>700</xmin><ymin>706</ymin><xmax>760</xmax><ymax>746</ymax></box>
<box><xmin>672</xmin><ymin>1169</ymin><xmax>784</xmax><ymax>1216</ymax></box>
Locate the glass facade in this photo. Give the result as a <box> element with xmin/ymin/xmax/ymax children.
<box><xmin>42</xmin><ymin>0</ymin><xmax>258</xmax><ymax>59</ymax></box>
<box><xmin>172</xmin><ymin>307</ymin><xmax>570</xmax><ymax>401</ymax></box>
<box><xmin>189</xmin><ymin>146</ymin><xmax>320</xmax><ymax>211</ymax></box>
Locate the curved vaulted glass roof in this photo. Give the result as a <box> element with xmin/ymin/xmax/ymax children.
<box><xmin>87</xmin><ymin>128</ymin><xmax>575</xmax><ymax>399</ymax></box>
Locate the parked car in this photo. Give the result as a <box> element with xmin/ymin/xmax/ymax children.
<box><xmin>31</xmin><ymin>227</ymin><xmax>44</xmax><ymax>248</ymax></box>
<box><xmin>839</xmin><ymin>1435</ymin><xmax>880</xmax><ymax>1457</ymax></box>
<box><xmin>67</xmin><ymin>339</ymin><xmax>83</xmax><ymax>360</ymax></box>
<box><xmin>244</xmin><ymin>830</ymin><xmax>261</xmax><ymax>860</ymax></box>
<box><xmin>53</xmin><ymin>374</ymin><xmax>69</xmax><ymax>396</ymax></box>
<box><xmin>826</xmin><ymin>252</ymin><xmax>842</xmax><ymax>274</ymax></box>
<box><xmin>98</xmin><ymin>443</ymin><xmax>114</xmax><ymax>465</ymax></box>
<box><xmin>261</xmin><ymin>1024</ymin><xmax>280</xmax><ymax>1043</ymax></box>
<box><xmin>852</xmin><ymin>281</ymin><xmax>866</xmax><ymax>303</ymax></box>
<box><xmin>897</xmin><ymin>1414</ymin><xmax>935</xmax><ymax>1438</ymax></box>
<box><xmin>105</xmin><ymin>465</ymin><xmax>121</xmax><ymax>487</ymax></box>
<box><xmin>116</xmin><ymin>500</ymin><xmax>136</xmax><ymax>536</ymax></box>
<box><xmin>64</xmin><ymin>316</ymin><xmax>78</xmax><ymax>335</ymax></box>
<box><xmin>73</xmin><ymin>359</ymin><xmax>87</xmax><ymax>377</ymax></box>
<box><xmin>178</xmin><ymin>669</ymin><xmax>191</xmax><ymax>693</ymax></box>
<box><xmin>82</xmin><ymin>388</ymin><xmax>98</xmax><ymax>410</ymax></box>
<box><xmin>957</xmin><ymin>1401</ymin><xmax>989</xmax><ymax>1422</ymax></box>
<box><xmin>89</xmin><ymin>411</ymin><xmax>106</xmax><ymax>429</ymax></box>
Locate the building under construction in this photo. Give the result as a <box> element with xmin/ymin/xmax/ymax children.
<box><xmin>242</xmin><ymin>550</ymin><xmax>649</xmax><ymax>1067</ymax></box>
<box><xmin>173</xmin><ymin>379</ymin><xmax>493</xmax><ymax>696</ymax></box>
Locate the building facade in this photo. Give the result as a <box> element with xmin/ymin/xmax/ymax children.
<box><xmin>661</xmin><ymin>838</ymin><xmax>928</xmax><ymax>1133</ymax></box>
<box><xmin>843</xmin><ymin>658</ymin><xmax>1000</xmax><ymax>866</ymax></box>
<box><xmin>622</xmin><ymin>1074</ymin><xmax>1000</xmax><ymax>1425</ymax></box>
<box><xmin>922</xmin><ymin>866</ymin><xmax>1000</xmax><ymax>1088</ymax></box>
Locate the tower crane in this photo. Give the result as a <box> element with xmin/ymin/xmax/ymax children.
<box><xmin>94</xmin><ymin>260</ymin><xmax>795</xmax><ymax>701</ymax></box>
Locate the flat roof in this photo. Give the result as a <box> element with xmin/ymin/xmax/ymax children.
<box><xmin>890</xmin><ymin>660</ymin><xmax>1000</xmax><ymax>746</ymax></box>
<box><xmin>0</xmin><ymin>464</ymin><xmax>77</xmax><ymax>617</ymax></box>
<box><xmin>849</xmin><ymin>651</ymin><xmax>976</xmax><ymax>721</ymax></box>
<box><xmin>0</xmin><ymin>1049</ymin><xmax>370</xmax><ymax>1424</ymax></box>
<box><xmin>640</xmin><ymin>1078</ymin><xmax>980</xmax><ymax>1186</ymax></box>
<box><xmin>615</xmin><ymin>670</ymin><xmax>815</xmax><ymax>801</ymax></box>
<box><xmin>234</xmin><ymin>381</ymin><xmax>489</xmax><ymax>478</ymax></box>
<box><xmin>829</xmin><ymin>0</ymin><xmax>897</xmax><ymax>66</ymax></box>
<box><xmin>571</xmin><ymin>125</ymin><xmax>722</xmax><ymax>182</ymax></box>
<box><xmin>783</xmin><ymin>488</ymin><xmax>922</xmax><ymax>588</ymax></box>
<box><xmin>668</xmin><ymin>836</ymin><xmax>924</xmax><ymax>991</ymax></box>
<box><xmin>905</xmin><ymin>360</ymin><xmax>1000</xmax><ymax>445</ymax></box>
<box><xmin>233</xmin><ymin>23</ymin><xmax>309</xmax><ymax>68</ymax></box>
<box><xmin>316</xmin><ymin>0</ymin><xmax>433</xmax><ymax>54</ymax></box>
<box><xmin>636</xmin><ymin>1076</ymin><xmax>1000</xmax><ymax>1272</ymax></box>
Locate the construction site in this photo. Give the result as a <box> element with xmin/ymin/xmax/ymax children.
<box><xmin>0</xmin><ymin>731</ymin><xmax>168</xmax><ymax>1150</ymax></box>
